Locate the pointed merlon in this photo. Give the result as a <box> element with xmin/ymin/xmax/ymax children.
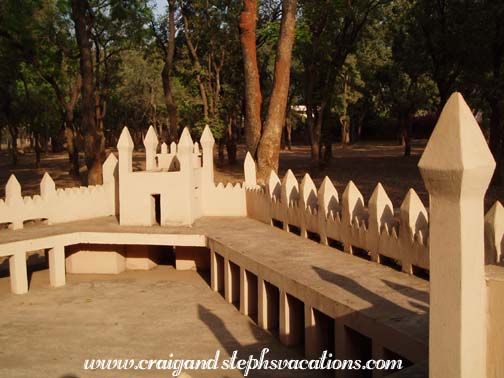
<box><xmin>6</xmin><ymin>174</ymin><xmax>22</xmax><ymax>203</ymax></box>
<box><xmin>267</xmin><ymin>170</ymin><xmax>281</xmax><ymax>200</ymax></box>
<box><xmin>419</xmin><ymin>92</ymin><xmax>495</xmax><ymax>194</ymax></box>
<box><xmin>369</xmin><ymin>183</ymin><xmax>394</xmax><ymax>231</ymax></box>
<box><xmin>318</xmin><ymin>176</ymin><xmax>339</xmax><ymax>217</ymax></box>
<box><xmin>40</xmin><ymin>172</ymin><xmax>56</xmax><ymax>199</ymax></box>
<box><xmin>485</xmin><ymin>201</ymin><xmax>504</xmax><ymax>264</ymax></box>
<box><xmin>170</xmin><ymin>142</ymin><xmax>177</xmax><ymax>154</ymax></box>
<box><xmin>342</xmin><ymin>180</ymin><xmax>365</xmax><ymax>225</ymax></box>
<box><xmin>102</xmin><ymin>153</ymin><xmax>118</xmax><ymax>183</ymax></box>
<box><xmin>161</xmin><ymin>142</ymin><xmax>168</xmax><ymax>154</ymax></box>
<box><xmin>103</xmin><ymin>153</ymin><xmax>118</xmax><ymax>170</ymax></box>
<box><xmin>194</xmin><ymin>142</ymin><xmax>201</xmax><ymax>154</ymax></box>
<box><xmin>178</xmin><ymin>127</ymin><xmax>194</xmax><ymax>150</ymax></box>
<box><xmin>281</xmin><ymin>169</ymin><xmax>299</xmax><ymax>205</ymax></box>
<box><xmin>117</xmin><ymin>127</ymin><xmax>134</xmax><ymax>150</ymax></box>
<box><xmin>200</xmin><ymin>124</ymin><xmax>215</xmax><ymax>148</ymax></box>
<box><xmin>244</xmin><ymin>152</ymin><xmax>257</xmax><ymax>187</ymax></box>
<box><xmin>144</xmin><ymin>125</ymin><xmax>158</xmax><ymax>148</ymax></box>
<box><xmin>300</xmin><ymin>173</ymin><xmax>317</xmax><ymax>210</ymax></box>
<box><xmin>400</xmin><ymin>188</ymin><xmax>428</xmax><ymax>238</ymax></box>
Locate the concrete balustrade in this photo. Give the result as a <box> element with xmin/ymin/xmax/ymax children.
<box><xmin>245</xmin><ymin>158</ymin><xmax>432</xmax><ymax>276</ymax></box>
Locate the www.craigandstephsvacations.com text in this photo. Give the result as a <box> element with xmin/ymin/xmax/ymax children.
<box><xmin>83</xmin><ymin>348</ymin><xmax>404</xmax><ymax>376</ymax></box>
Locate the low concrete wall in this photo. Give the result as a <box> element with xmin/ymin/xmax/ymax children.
<box><xmin>66</xmin><ymin>244</ymin><xmax>126</xmax><ymax>274</ymax></box>
<box><xmin>486</xmin><ymin>265</ymin><xmax>504</xmax><ymax>378</ymax></box>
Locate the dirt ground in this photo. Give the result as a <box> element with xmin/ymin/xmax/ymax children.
<box><xmin>1</xmin><ymin>140</ymin><xmax>503</xmax><ymax>211</ymax></box>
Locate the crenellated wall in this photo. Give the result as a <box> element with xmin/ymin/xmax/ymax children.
<box><xmin>244</xmin><ymin>154</ymin><xmax>431</xmax><ymax>276</ymax></box>
<box><xmin>0</xmin><ymin>124</ymin><xmax>248</xmax><ymax>230</ymax></box>
<box><xmin>244</xmin><ymin>154</ymin><xmax>504</xmax><ymax>278</ymax></box>
<box><xmin>0</xmin><ymin>154</ymin><xmax>117</xmax><ymax>230</ymax></box>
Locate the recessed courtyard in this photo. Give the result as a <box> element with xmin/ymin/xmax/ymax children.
<box><xmin>0</xmin><ymin>265</ymin><xmax>329</xmax><ymax>378</ymax></box>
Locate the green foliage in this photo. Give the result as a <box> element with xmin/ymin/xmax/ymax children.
<box><xmin>0</xmin><ymin>0</ymin><xmax>502</xmax><ymax>157</ymax></box>
<box><xmin>106</xmin><ymin>50</ymin><xmax>164</xmax><ymax>133</ymax></box>
<box><xmin>194</xmin><ymin>117</ymin><xmax>225</xmax><ymax>140</ymax></box>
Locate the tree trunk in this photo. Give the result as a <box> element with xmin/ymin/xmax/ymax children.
<box><xmin>323</xmin><ymin>141</ymin><xmax>332</xmax><ymax>164</ymax></box>
<box><xmin>285</xmin><ymin>113</ymin><xmax>292</xmax><ymax>151</ymax></box>
<box><xmin>256</xmin><ymin>0</ymin><xmax>298</xmax><ymax>181</ymax></box>
<box><xmin>239</xmin><ymin>0</ymin><xmax>262</xmax><ymax>157</ymax></box>
<box><xmin>207</xmin><ymin>55</ymin><xmax>215</xmax><ymax>117</ymax></box>
<box><xmin>436</xmin><ymin>82</ymin><xmax>450</xmax><ymax>112</ymax></box>
<box><xmin>8</xmin><ymin>124</ymin><xmax>18</xmax><ymax>166</ymax></box>
<box><xmin>340</xmin><ymin>115</ymin><xmax>350</xmax><ymax>148</ymax></box>
<box><xmin>400</xmin><ymin>115</ymin><xmax>412</xmax><ymax>157</ymax></box>
<box><xmin>340</xmin><ymin>76</ymin><xmax>351</xmax><ymax>148</ymax></box>
<box><xmin>310</xmin><ymin>102</ymin><xmax>325</xmax><ymax>165</ymax></box>
<box><xmin>162</xmin><ymin>0</ymin><xmax>178</xmax><ymax>142</ymax></box>
<box><xmin>211</xmin><ymin>48</ymin><xmax>224</xmax><ymax>117</ymax></box>
<box><xmin>182</xmin><ymin>12</ymin><xmax>209</xmax><ymax>120</ymax></box>
<box><xmin>226</xmin><ymin>114</ymin><xmax>238</xmax><ymax>165</ymax></box>
<box><xmin>65</xmin><ymin>128</ymin><xmax>80</xmax><ymax>176</ymax></box>
<box><xmin>64</xmin><ymin>104</ymin><xmax>80</xmax><ymax>177</ymax></box>
<box><xmin>489</xmin><ymin>99</ymin><xmax>503</xmax><ymax>184</ymax></box>
<box><xmin>71</xmin><ymin>0</ymin><xmax>104</xmax><ymax>185</ymax></box>
<box><xmin>42</xmin><ymin>67</ymin><xmax>81</xmax><ymax>170</ymax></box>
<box><xmin>34</xmin><ymin>131</ymin><xmax>41</xmax><ymax>168</ymax></box>
<box><xmin>218</xmin><ymin>139</ymin><xmax>225</xmax><ymax>163</ymax></box>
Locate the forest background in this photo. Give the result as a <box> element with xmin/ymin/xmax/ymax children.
<box><xmin>0</xmin><ymin>0</ymin><xmax>503</xmax><ymax>186</ymax></box>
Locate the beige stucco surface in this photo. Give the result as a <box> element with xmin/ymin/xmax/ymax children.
<box><xmin>0</xmin><ymin>215</ymin><xmax>430</xmax><ymax>364</ymax></box>
<box><xmin>0</xmin><ymin>267</ymin><xmax>323</xmax><ymax>378</ymax></box>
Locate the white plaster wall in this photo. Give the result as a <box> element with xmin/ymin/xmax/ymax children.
<box><xmin>119</xmin><ymin>170</ymin><xmax>198</xmax><ymax>226</ymax></box>
<box><xmin>0</xmin><ymin>180</ymin><xmax>115</xmax><ymax>229</ymax></box>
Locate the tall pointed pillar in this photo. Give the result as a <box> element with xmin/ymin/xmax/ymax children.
<box><xmin>117</xmin><ymin>127</ymin><xmax>134</xmax><ymax>174</ymax></box>
<box><xmin>6</xmin><ymin>175</ymin><xmax>23</xmax><ymax>229</ymax></box>
<box><xmin>244</xmin><ymin>152</ymin><xmax>257</xmax><ymax>188</ymax></box>
<box><xmin>419</xmin><ymin>92</ymin><xmax>494</xmax><ymax>378</ymax></box>
<box><xmin>200</xmin><ymin>125</ymin><xmax>215</xmax><ymax>184</ymax></box>
<box><xmin>178</xmin><ymin>127</ymin><xmax>195</xmax><ymax>224</ymax></box>
<box><xmin>117</xmin><ymin>127</ymin><xmax>134</xmax><ymax>225</ymax></box>
<box><xmin>144</xmin><ymin>126</ymin><xmax>159</xmax><ymax>171</ymax></box>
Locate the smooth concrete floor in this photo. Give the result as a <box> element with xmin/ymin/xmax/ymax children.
<box><xmin>0</xmin><ymin>266</ymin><xmax>331</xmax><ymax>378</ymax></box>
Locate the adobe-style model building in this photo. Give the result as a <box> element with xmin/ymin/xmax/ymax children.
<box><xmin>116</xmin><ymin>125</ymin><xmax>246</xmax><ymax>226</ymax></box>
<box><xmin>0</xmin><ymin>93</ymin><xmax>503</xmax><ymax>377</ymax></box>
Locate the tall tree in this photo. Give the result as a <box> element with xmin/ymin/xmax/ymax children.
<box><xmin>0</xmin><ymin>0</ymin><xmax>83</xmax><ymax>174</ymax></box>
<box><xmin>239</xmin><ymin>0</ymin><xmax>262</xmax><ymax>156</ymax></box>
<box><xmin>181</xmin><ymin>8</ymin><xmax>210</xmax><ymax>120</ymax></box>
<box><xmin>239</xmin><ymin>0</ymin><xmax>298</xmax><ymax>180</ymax></box>
<box><xmin>160</xmin><ymin>0</ymin><xmax>178</xmax><ymax>142</ymax></box>
<box><xmin>299</xmin><ymin>0</ymin><xmax>384</xmax><ymax>165</ymax></box>
<box><xmin>468</xmin><ymin>2</ymin><xmax>504</xmax><ymax>183</ymax></box>
<box><xmin>409</xmin><ymin>0</ymin><xmax>470</xmax><ymax>109</ymax></box>
<box><xmin>71</xmin><ymin>0</ymin><xmax>104</xmax><ymax>185</ymax></box>
<box><xmin>256</xmin><ymin>0</ymin><xmax>298</xmax><ymax>179</ymax></box>
<box><xmin>178</xmin><ymin>0</ymin><xmax>242</xmax><ymax>156</ymax></box>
